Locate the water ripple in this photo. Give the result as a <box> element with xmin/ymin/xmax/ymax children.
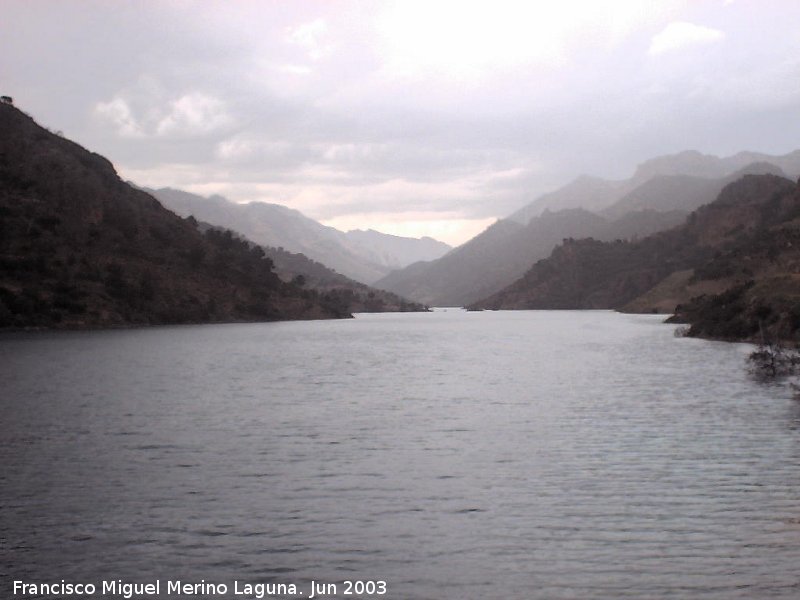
<box><xmin>2</xmin><ymin>311</ymin><xmax>800</xmax><ymax>598</ymax></box>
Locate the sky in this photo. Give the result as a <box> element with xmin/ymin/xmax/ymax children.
<box><xmin>2</xmin><ymin>1</ymin><xmax>800</xmax><ymax>246</ymax></box>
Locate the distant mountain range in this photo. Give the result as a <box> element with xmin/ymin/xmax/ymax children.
<box><xmin>471</xmin><ymin>173</ymin><xmax>800</xmax><ymax>342</ymax></box>
<box><xmin>509</xmin><ymin>149</ymin><xmax>800</xmax><ymax>224</ymax></box>
<box><xmin>147</xmin><ymin>187</ymin><xmax>450</xmax><ymax>285</ymax></box>
<box><xmin>376</xmin><ymin>156</ymin><xmax>795</xmax><ymax>307</ymax></box>
<box><xmin>630</xmin><ymin>149</ymin><xmax>800</xmax><ymax>184</ymax></box>
<box><xmin>601</xmin><ymin>163</ymin><xmax>784</xmax><ymax>220</ymax></box>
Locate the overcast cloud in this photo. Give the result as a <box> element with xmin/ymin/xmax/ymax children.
<box><xmin>3</xmin><ymin>1</ymin><xmax>800</xmax><ymax>244</ymax></box>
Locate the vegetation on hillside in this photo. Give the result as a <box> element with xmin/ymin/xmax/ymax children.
<box><xmin>263</xmin><ymin>245</ymin><xmax>427</xmax><ymax>313</ymax></box>
<box><xmin>194</xmin><ymin>222</ymin><xmax>428</xmax><ymax>314</ymax></box>
<box><xmin>0</xmin><ymin>104</ymin><xmax>353</xmax><ymax>328</ymax></box>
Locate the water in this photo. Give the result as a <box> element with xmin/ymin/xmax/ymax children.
<box><xmin>2</xmin><ymin>310</ymin><xmax>800</xmax><ymax>599</ymax></box>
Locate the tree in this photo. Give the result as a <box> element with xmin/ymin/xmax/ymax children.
<box><xmin>748</xmin><ymin>340</ymin><xmax>800</xmax><ymax>380</ymax></box>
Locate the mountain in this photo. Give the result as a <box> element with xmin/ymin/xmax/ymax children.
<box><xmin>267</xmin><ymin>245</ymin><xmax>427</xmax><ymax>313</ymax></box>
<box><xmin>377</xmin><ymin>151</ymin><xmax>795</xmax><ymax>308</ymax></box>
<box><xmin>375</xmin><ymin>207</ymin><xmax>686</xmax><ymax>307</ymax></box>
<box><xmin>510</xmin><ymin>150</ymin><xmax>800</xmax><ymax>224</ymax></box>
<box><xmin>195</xmin><ymin>221</ymin><xmax>427</xmax><ymax>313</ymax></box>
<box><xmin>629</xmin><ymin>150</ymin><xmax>734</xmax><ymax>182</ymax></box>
<box><xmin>601</xmin><ymin>162</ymin><xmax>786</xmax><ymax>220</ymax></box>
<box><xmin>472</xmin><ymin>174</ymin><xmax>800</xmax><ymax>341</ymax></box>
<box><xmin>631</xmin><ymin>149</ymin><xmax>800</xmax><ymax>184</ymax></box>
<box><xmin>145</xmin><ymin>188</ymin><xmax>387</xmax><ymax>284</ymax></box>
<box><xmin>0</xmin><ymin>103</ymin><xmax>353</xmax><ymax>328</ymax></box>
<box><xmin>343</xmin><ymin>229</ymin><xmax>451</xmax><ymax>270</ymax></box>
<box><xmin>508</xmin><ymin>175</ymin><xmax>629</xmax><ymax>225</ymax></box>
<box><xmin>147</xmin><ymin>188</ymin><xmax>450</xmax><ymax>284</ymax></box>
<box><xmin>376</xmin><ymin>218</ymin><xmax>525</xmax><ymax>307</ymax></box>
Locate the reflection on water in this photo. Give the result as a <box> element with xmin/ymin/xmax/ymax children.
<box><xmin>2</xmin><ymin>310</ymin><xmax>800</xmax><ymax>599</ymax></box>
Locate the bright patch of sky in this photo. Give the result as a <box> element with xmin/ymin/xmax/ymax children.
<box><xmin>2</xmin><ymin>0</ymin><xmax>800</xmax><ymax>245</ymax></box>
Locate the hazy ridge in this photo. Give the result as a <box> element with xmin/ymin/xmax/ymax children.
<box><xmin>149</xmin><ymin>187</ymin><xmax>450</xmax><ymax>285</ymax></box>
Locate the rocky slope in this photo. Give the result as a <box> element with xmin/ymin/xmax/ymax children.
<box><xmin>0</xmin><ymin>104</ymin><xmax>352</xmax><ymax>328</ymax></box>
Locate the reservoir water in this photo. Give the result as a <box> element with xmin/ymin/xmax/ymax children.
<box><xmin>2</xmin><ymin>310</ymin><xmax>800</xmax><ymax>599</ymax></box>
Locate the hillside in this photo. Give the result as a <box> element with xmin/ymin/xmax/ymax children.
<box><xmin>0</xmin><ymin>104</ymin><xmax>352</xmax><ymax>328</ymax></box>
<box><xmin>376</xmin><ymin>207</ymin><xmax>686</xmax><ymax>307</ymax></box>
<box><xmin>267</xmin><ymin>246</ymin><xmax>426</xmax><ymax>313</ymax></box>
<box><xmin>377</xmin><ymin>211</ymin><xmax>610</xmax><ymax>307</ymax></box>
<box><xmin>473</xmin><ymin>174</ymin><xmax>800</xmax><ymax>341</ymax></box>
<box><xmin>148</xmin><ymin>188</ymin><xmax>450</xmax><ymax>284</ymax></box>
<box><xmin>195</xmin><ymin>221</ymin><xmax>427</xmax><ymax>314</ymax></box>
<box><xmin>377</xmin><ymin>153</ymin><xmax>793</xmax><ymax>309</ymax></box>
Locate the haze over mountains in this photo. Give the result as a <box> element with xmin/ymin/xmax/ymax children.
<box><xmin>148</xmin><ymin>187</ymin><xmax>451</xmax><ymax>285</ymax></box>
<box><xmin>376</xmin><ymin>153</ymin><xmax>799</xmax><ymax>307</ymax></box>
<box><xmin>509</xmin><ymin>150</ymin><xmax>800</xmax><ymax>224</ymax></box>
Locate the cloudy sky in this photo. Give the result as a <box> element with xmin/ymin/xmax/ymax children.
<box><xmin>3</xmin><ymin>1</ymin><xmax>800</xmax><ymax>245</ymax></box>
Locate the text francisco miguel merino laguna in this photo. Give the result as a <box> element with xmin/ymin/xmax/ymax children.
<box><xmin>13</xmin><ymin>579</ymin><xmax>389</xmax><ymax>598</ymax></box>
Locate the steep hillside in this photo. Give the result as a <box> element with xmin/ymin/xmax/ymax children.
<box><xmin>473</xmin><ymin>174</ymin><xmax>800</xmax><ymax>341</ymax></box>
<box><xmin>148</xmin><ymin>188</ymin><xmax>449</xmax><ymax>283</ymax></box>
<box><xmin>379</xmin><ymin>151</ymin><xmax>797</xmax><ymax>309</ymax></box>
<box><xmin>0</xmin><ymin>104</ymin><xmax>350</xmax><ymax>328</ymax></box>
<box><xmin>194</xmin><ymin>222</ymin><xmax>428</xmax><ymax>313</ymax></box>
<box><xmin>601</xmin><ymin>174</ymin><xmax>724</xmax><ymax>221</ymax></box>
<box><xmin>666</xmin><ymin>181</ymin><xmax>800</xmax><ymax>340</ymax></box>
<box><xmin>598</xmin><ymin>209</ymin><xmax>688</xmax><ymax>240</ymax></box>
<box><xmin>470</xmin><ymin>237</ymin><xmax>688</xmax><ymax>310</ymax></box>
<box><xmin>377</xmin><ymin>210</ymin><xmax>609</xmax><ymax>306</ymax></box>
<box><xmin>376</xmin><ymin>219</ymin><xmax>522</xmax><ymax>306</ymax></box>
<box><xmin>376</xmin><ymin>207</ymin><xmax>686</xmax><ymax>307</ymax></box>
<box><xmin>266</xmin><ymin>245</ymin><xmax>427</xmax><ymax>313</ymax></box>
